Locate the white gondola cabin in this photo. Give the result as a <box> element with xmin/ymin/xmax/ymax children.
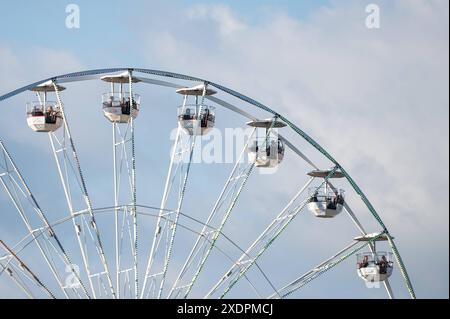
<box><xmin>177</xmin><ymin>85</ymin><xmax>216</xmax><ymax>136</ymax></box>
<box><xmin>306</xmin><ymin>169</ymin><xmax>345</xmax><ymax>218</ymax></box>
<box><xmin>101</xmin><ymin>72</ymin><xmax>141</xmax><ymax>123</ymax></box>
<box><xmin>26</xmin><ymin>82</ymin><xmax>64</xmax><ymax>133</ymax></box>
<box><xmin>355</xmin><ymin>233</ymin><xmax>394</xmax><ymax>283</ymax></box>
<box><xmin>247</xmin><ymin>119</ymin><xmax>286</xmax><ymax>168</ymax></box>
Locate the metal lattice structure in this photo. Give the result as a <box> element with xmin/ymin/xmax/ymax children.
<box><xmin>0</xmin><ymin>68</ymin><xmax>415</xmax><ymax>299</ymax></box>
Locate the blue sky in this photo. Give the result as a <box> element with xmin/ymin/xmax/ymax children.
<box><xmin>0</xmin><ymin>0</ymin><xmax>330</xmax><ymax>66</ymax></box>
<box><xmin>0</xmin><ymin>0</ymin><xmax>448</xmax><ymax>299</ymax></box>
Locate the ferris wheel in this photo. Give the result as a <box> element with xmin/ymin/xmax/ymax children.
<box><xmin>0</xmin><ymin>68</ymin><xmax>416</xmax><ymax>299</ymax></box>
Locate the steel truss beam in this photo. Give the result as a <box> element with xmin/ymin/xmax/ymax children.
<box><xmin>140</xmin><ymin>122</ymin><xmax>188</xmax><ymax>299</ymax></box>
<box><xmin>110</xmin><ymin>70</ymin><xmax>139</xmax><ymax>299</ymax></box>
<box><xmin>269</xmin><ymin>232</ymin><xmax>385</xmax><ymax>298</ymax></box>
<box><xmin>0</xmin><ymin>141</ymin><xmax>90</xmax><ymax>299</ymax></box>
<box><xmin>49</xmin><ymin>83</ymin><xmax>115</xmax><ymax>298</ymax></box>
<box><xmin>168</xmin><ymin>127</ymin><xmax>257</xmax><ymax>299</ymax></box>
<box><xmin>112</xmin><ymin>121</ymin><xmax>137</xmax><ymax>299</ymax></box>
<box><xmin>0</xmin><ymin>240</ymin><xmax>56</xmax><ymax>299</ymax></box>
<box><xmin>170</xmin><ymin>115</ymin><xmax>282</xmax><ymax>299</ymax></box>
<box><xmin>141</xmin><ymin>86</ymin><xmax>208</xmax><ymax>299</ymax></box>
<box><xmin>0</xmin><ymin>259</ymin><xmax>35</xmax><ymax>299</ymax></box>
<box><xmin>205</xmin><ymin>168</ymin><xmax>340</xmax><ymax>299</ymax></box>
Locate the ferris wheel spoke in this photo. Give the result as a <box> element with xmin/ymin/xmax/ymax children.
<box><xmin>326</xmin><ymin>180</ymin><xmax>368</xmax><ymax>236</ymax></box>
<box><xmin>168</xmin><ymin>127</ymin><xmax>257</xmax><ymax>299</ymax></box>
<box><xmin>0</xmin><ymin>202</ymin><xmax>67</xmax><ymax>298</ymax></box>
<box><xmin>156</xmin><ymin>134</ymin><xmax>196</xmax><ymax>299</ymax></box>
<box><xmin>49</xmin><ymin>82</ymin><xmax>116</xmax><ymax>298</ymax></box>
<box><xmin>280</xmin><ymin>137</ymin><xmax>318</xmax><ymax>171</ymax></box>
<box><xmin>172</xmin><ymin>116</ymin><xmax>284</xmax><ymax>299</ymax></box>
<box><xmin>0</xmin><ymin>165</ymin><xmax>68</xmax><ymax>298</ymax></box>
<box><xmin>135</xmin><ymin>76</ymin><xmax>182</xmax><ymax>89</ymax></box>
<box><xmin>128</xmin><ymin>71</ymin><xmax>139</xmax><ymax>299</ymax></box>
<box><xmin>206</xmin><ymin>95</ymin><xmax>320</xmax><ymax>172</ymax></box>
<box><xmin>49</xmin><ymin>130</ymin><xmax>99</xmax><ymax>298</ymax></box>
<box><xmin>141</xmin><ymin>123</ymin><xmax>195</xmax><ymax>298</ymax></box>
<box><xmin>342</xmin><ymin>203</ymin><xmax>369</xmax><ymax>236</ymax></box>
<box><xmin>142</xmin><ymin>86</ymin><xmax>210</xmax><ymax>299</ymax></box>
<box><xmin>141</xmin><ymin>125</ymin><xmax>184</xmax><ymax>299</ymax></box>
<box><xmin>205</xmin><ymin>169</ymin><xmax>342</xmax><ymax>299</ymax></box>
<box><xmin>0</xmin><ymin>260</ymin><xmax>35</xmax><ymax>299</ymax></box>
<box><xmin>383</xmin><ymin>279</ymin><xmax>394</xmax><ymax>299</ymax></box>
<box><xmin>269</xmin><ymin>231</ymin><xmax>388</xmax><ymax>299</ymax></box>
<box><xmin>268</xmin><ymin>240</ymin><xmax>364</xmax><ymax>299</ymax></box>
<box><xmin>0</xmin><ymin>141</ymin><xmax>90</xmax><ymax>298</ymax></box>
<box><xmin>209</xmin><ymin>79</ymin><xmax>415</xmax><ymax>298</ymax></box>
<box><xmin>0</xmin><ymin>240</ymin><xmax>56</xmax><ymax>299</ymax></box>
<box><xmin>110</xmin><ymin>71</ymin><xmax>139</xmax><ymax>299</ymax></box>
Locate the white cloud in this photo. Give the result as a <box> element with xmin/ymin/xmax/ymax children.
<box><xmin>139</xmin><ymin>0</ymin><xmax>449</xmax><ymax>298</ymax></box>
<box><xmin>186</xmin><ymin>4</ymin><xmax>246</xmax><ymax>36</ymax></box>
<box><xmin>0</xmin><ymin>45</ymin><xmax>84</xmax><ymax>92</ymax></box>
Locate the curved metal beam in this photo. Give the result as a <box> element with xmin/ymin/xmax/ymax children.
<box><xmin>2</xmin><ymin>204</ymin><xmax>275</xmax><ymax>299</ymax></box>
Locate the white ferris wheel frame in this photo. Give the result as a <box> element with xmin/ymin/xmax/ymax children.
<box><xmin>0</xmin><ymin>68</ymin><xmax>416</xmax><ymax>299</ymax></box>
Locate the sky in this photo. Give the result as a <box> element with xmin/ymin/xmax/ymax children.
<box><xmin>0</xmin><ymin>0</ymin><xmax>448</xmax><ymax>299</ymax></box>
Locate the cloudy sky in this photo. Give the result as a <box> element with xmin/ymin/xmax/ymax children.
<box><xmin>0</xmin><ymin>0</ymin><xmax>448</xmax><ymax>299</ymax></box>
